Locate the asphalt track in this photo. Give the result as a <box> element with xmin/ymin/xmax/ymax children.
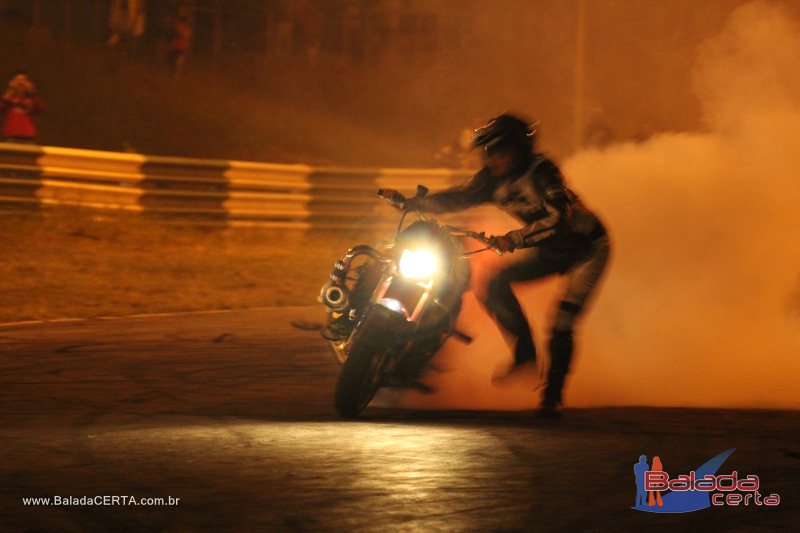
<box><xmin>1</xmin><ymin>307</ymin><xmax>797</xmax><ymax>531</ymax></box>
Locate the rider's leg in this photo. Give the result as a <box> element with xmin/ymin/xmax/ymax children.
<box><xmin>541</xmin><ymin>236</ymin><xmax>611</xmax><ymax>410</ymax></box>
<box><xmin>481</xmin><ymin>248</ymin><xmax>561</xmax><ymax>368</ymax></box>
<box><xmin>486</xmin><ymin>273</ymin><xmax>536</xmax><ymax>365</ymax></box>
<box><xmin>542</xmin><ymin>307</ymin><xmax>577</xmax><ymax>407</ymax></box>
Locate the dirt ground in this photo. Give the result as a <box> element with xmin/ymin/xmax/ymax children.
<box><xmin>0</xmin><ymin>208</ymin><xmax>380</xmax><ymax>322</ymax></box>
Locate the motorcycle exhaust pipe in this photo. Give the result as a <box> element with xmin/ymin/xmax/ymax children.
<box><xmin>320</xmin><ymin>245</ymin><xmax>382</xmax><ymax>312</ymax></box>
<box><xmin>329</xmin><ymin>245</ymin><xmax>383</xmax><ymax>283</ymax></box>
<box><xmin>320</xmin><ymin>283</ymin><xmax>350</xmax><ymax>312</ymax></box>
<box><xmin>320</xmin><ymin>245</ymin><xmax>383</xmax><ymax>313</ymax></box>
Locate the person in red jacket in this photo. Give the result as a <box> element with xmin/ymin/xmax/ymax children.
<box><xmin>167</xmin><ymin>4</ymin><xmax>192</xmax><ymax>76</ymax></box>
<box><xmin>2</xmin><ymin>71</ymin><xmax>44</xmax><ymax>143</ymax></box>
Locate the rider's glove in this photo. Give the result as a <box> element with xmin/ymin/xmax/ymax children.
<box><xmin>377</xmin><ymin>188</ymin><xmax>406</xmax><ymax>209</ymax></box>
<box><xmin>489</xmin><ymin>231</ymin><xmax>523</xmax><ymax>253</ymax></box>
<box><xmin>377</xmin><ymin>188</ymin><xmax>424</xmax><ymax>211</ymax></box>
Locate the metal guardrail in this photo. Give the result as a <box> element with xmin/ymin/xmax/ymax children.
<box><xmin>0</xmin><ymin>143</ymin><xmax>473</xmax><ymax>227</ymax></box>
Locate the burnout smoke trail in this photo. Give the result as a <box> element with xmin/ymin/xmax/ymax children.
<box><xmin>377</xmin><ymin>1</ymin><xmax>800</xmax><ymax>411</ymax></box>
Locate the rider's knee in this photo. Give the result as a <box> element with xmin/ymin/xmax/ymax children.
<box><xmin>553</xmin><ymin>300</ymin><xmax>582</xmax><ymax>331</ymax></box>
<box><xmin>486</xmin><ymin>274</ymin><xmax>511</xmax><ymax>300</ymax></box>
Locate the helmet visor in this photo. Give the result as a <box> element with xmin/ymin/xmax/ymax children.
<box><xmin>482</xmin><ymin>136</ymin><xmax>517</xmax><ymax>156</ymax></box>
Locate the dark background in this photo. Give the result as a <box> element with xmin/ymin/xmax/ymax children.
<box><xmin>0</xmin><ymin>0</ymin><xmax>782</xmax><ymax>165</ymax></box>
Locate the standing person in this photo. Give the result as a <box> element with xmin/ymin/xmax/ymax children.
<box><xmin>1</xmin><ymin>71</ymin><xmax>44</xmax><ymax>143</ymax></box>
<box><xmin>380</xmin><ymin>114</ymin><xmax>611</xmax><ymax>417</ymax></box>
<box><xmin>106</xmin><ymin>0</ymin><xmax>146</xmax><ymax>51</ymax></box>
<box><xmin>167</xmin><ymin>3</ymin><xmax>192</xmax><ymax>76</ymax></box>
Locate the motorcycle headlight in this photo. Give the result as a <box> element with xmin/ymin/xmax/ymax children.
<box><xmin>398</xmin><ymin>248</ymin><xmax>439</xmax><ymax>280</ymax></box>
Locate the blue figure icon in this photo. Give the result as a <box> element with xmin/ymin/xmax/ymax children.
<box><xmin>634</xmin><ymin>455</ymin><xmax>649</xmax><ymax>507</ymax></box>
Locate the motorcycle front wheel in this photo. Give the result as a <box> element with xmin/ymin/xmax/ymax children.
<box><xmin>334</xmin><ymin>305</ymin><xmax>404</xmax><ymax>418</ymax></box>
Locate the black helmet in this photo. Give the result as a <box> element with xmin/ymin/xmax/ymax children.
<box><xmin>473</xmin><ymin>113</ymin><xmax>536</xmax><ymax>152</ymax></box>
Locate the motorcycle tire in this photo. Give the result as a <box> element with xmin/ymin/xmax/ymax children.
<box><xmin>334</xmin><ymin>305</ymin><xmax>404</xmax><ymax>418</ymax></box>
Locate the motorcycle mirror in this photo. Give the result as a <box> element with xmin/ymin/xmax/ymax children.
<box><xmin>415</xmin><ymin>185</ymin><xmax>429</xmax><ymax>199</ymax></box>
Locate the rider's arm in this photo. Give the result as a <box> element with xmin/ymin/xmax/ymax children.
<box><xmin>506</xmin><ymin>203</ymin><xmax>561</xmax><ymax>248</ymax></box>
<box><xmin>505</xmin><ymin>161</ymin><xmax>571</xmax><ymax>248</ymax></box>
<box><xmin>416</xmin><ymin>168</ymin><xmax>494</xmax><ymax>213</ymax></box>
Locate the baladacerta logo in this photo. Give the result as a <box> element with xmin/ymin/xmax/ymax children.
<box><xmin>632</xmin><ymin>449</ymin><xmax>781</xmax><ymax>513</ymax></box>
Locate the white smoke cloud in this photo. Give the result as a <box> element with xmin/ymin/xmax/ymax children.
<box><xmin>378</xmin><ymin>1</ymin><xmax>800</xmax><ymax>411</ymax></box>
<box><xmin>563</xmin><ymin>0</ymin><xmax>800</xmax><ymax>409</ymax></box>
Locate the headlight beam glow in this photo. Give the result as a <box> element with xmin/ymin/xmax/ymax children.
<box><xmin>398</xmin><ymin>249</ymin><xmax>439</xmax><ymax>280</ymax></box>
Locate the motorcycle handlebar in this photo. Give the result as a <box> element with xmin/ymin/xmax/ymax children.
<box><xmin>374</xmin><ymin>190</ymin><xmax>503</xmax><ymax>256</ymax></box>
<box><xmin>441</xmin><ymin>225</ymin><xmax>504</xmax><ymax>256</ymax></box>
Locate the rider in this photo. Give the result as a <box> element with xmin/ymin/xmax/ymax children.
<box><xmin>382</xmin><ymin>113</ymin><xmax>611</xmax><ymax>416</ymax></box>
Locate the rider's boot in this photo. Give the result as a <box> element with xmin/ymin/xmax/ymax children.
<box><xmin>494</xmin><ymin>329</ymin><xmax>537</xmax><ymax>381</ymax></box>
<box><xmin>514</xmin><ymin>328</ymin><xmax>537</xmax><ymax>366</ymax></box>
<box><xmin>538</xmin><ymin>329</ymin><xmax>574</xmax><ymax>418</ymax></box>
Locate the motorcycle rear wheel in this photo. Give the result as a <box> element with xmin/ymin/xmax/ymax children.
<box><xmin>334</xmin><ymin>306</ymin><xmax>403</xmax><ymax>418</ymax></box>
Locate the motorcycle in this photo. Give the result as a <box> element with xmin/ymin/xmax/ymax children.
<box><xmin>318</xmin><ymin>185</ymin><xmax>502</xmax><ymax>418</ymax></box>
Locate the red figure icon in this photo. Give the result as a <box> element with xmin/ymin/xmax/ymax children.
<box><xmin>649</xmin><ymin>456</ymin><xmax>664</xmax><ymax>507</ymax></box>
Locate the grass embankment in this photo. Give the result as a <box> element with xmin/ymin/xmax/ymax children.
<box><xmin>0</xmin><ymin>209</ymin><xmax>382</xmax><ymax>322</ymax></box>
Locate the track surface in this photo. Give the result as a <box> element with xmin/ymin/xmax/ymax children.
<box><xmin>1</xmin><ymin>307</ymin><xmax>797</xmax><ymax>531</ymax></box>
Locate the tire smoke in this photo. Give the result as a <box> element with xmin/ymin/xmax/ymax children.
<box><xmin>377</xmin><ymin>1</ymin><xmax>800</xmax><ymax>411</ymax></box>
